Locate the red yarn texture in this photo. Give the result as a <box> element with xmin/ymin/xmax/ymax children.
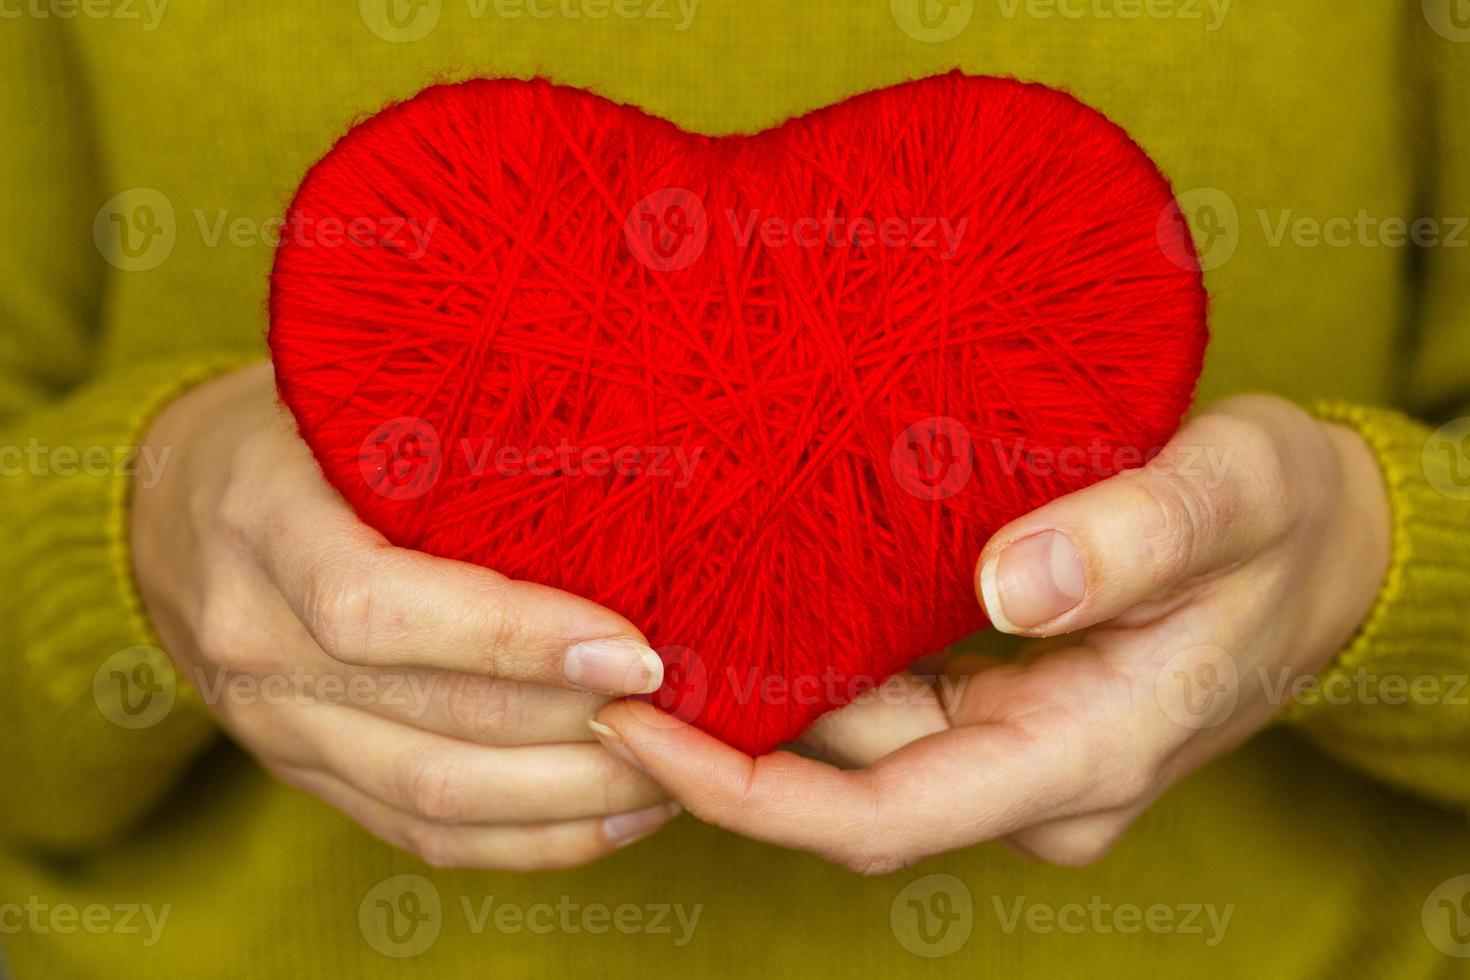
<box><xmin>269</xmin><ymin>72</ymin><xmax>1207</xmax><ymax>755</ymax></box>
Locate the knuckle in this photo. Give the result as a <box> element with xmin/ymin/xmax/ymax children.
<box><xmin>401</xmin><ymin>824</ymin><xmax>462</xmax><ymax>870</ymax></box>
<box><xmin>1095</xmin><ymin>754</ymin><xmax>1158</xmax><ymax>810</ymax></box>
<box><xmin>397</xmin><ymin>751</ymin><xmax>469</xmax><ymax>825</ymax></box>
<box><xmin>475</xmin><ymin>595</ymin><xmax>525</xmax><ymax>675</ymax></box>
<box><xmin>213</xmin><ymin>474</ymin><xmax>264</xmax><ymax>543</ymax></box>
<box><xmin>842</xmin><ymin>847</ymin><xmax>910</xmax><ymax>877</ymax></box>
<box><xmin>1070</xmin><ymin>713</ymin><xmax>1160</xmax><ymax>809</ymax></box>
<box><xmin>826</xmin><ymin>807</ymin><xmax>914</xmax><ymax>877</ymax></box>
<box><xmin>214</xmin><ymin>430</ymin><xmax>277</xmax><ymax>533</ymax></box>
<box><xmin>578</xmin><ymin>748</ymin><xmax>649</xmax><ymax>815</ymax></box>
<box><xmin>1191</xmin><ymin>411</ymin><xmax>1296</xmax><ymax>529</ymax></box>
<box><xmin>441</xmin><ymin>674</ymin><xmax>524</xmax><ymax>738</ymax></box>
<box><xmin>1132</xmin><ymin>475</ymin><xmax>1218</xmax><ymax>575</ymax></box>
<box><xmin>302</xmin><ymin>564</ymin><xmax>380</xmax><ymax>663</ymax></box>
<box><xmin>523</xmin><ymin>825</ymin><xmax>613</xmax><ymax>871</ymax></box>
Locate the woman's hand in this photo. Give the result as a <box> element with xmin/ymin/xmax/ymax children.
<box><xmin>589</xmin><ymin>395</ymin><xmax>1392</xmax><ymax>873</ymax></box>
<box><xmin>132</xmin><ymin>362</ymin><xmax>680</xmax><ymax>870</ymax></box>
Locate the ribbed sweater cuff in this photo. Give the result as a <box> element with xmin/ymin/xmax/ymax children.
<box><xmin>1279</xmin><ymin>402</ymin><xmax>1470</xmax><ymax>804</ymax></box>
<box><xmin>1</xmin><ymin>355</ymin><xmax>254</xmax><ymax>845</ymax></box>
<box><xmin>1286</xmin><ymin>403</ymin><xmax>1470</xmax><ymax>714</ymax></box>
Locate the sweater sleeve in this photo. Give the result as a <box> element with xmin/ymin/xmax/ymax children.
<box><xmin>1283</xmin><ymin>22</ymin><xmax>1470</xmax><ymax>810</ymax></box>
<box><xmin>0</xmin><ymin>22</ymin><xmax>235</xmax><ymax>850</ymax></box>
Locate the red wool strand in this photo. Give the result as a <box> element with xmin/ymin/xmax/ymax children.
<box><xmin>269</xmin><ymin>72</ymin><xmax>1207</xmax><ymax>754</ymax></box>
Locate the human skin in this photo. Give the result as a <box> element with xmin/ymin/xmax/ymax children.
<box><xmin>132</xmin><ymin>362</ymin><xmax>680</xmax><ymax>871</ymax></box>
<box><xmin>134</xmin><ymin>373</ymin><xmax>1391</xmax><ymax>872</ymax></box>
<box><xmin>589</xmin><ymin>395</ymin><xmax>1393</xmax><ymax>873</ymax></box>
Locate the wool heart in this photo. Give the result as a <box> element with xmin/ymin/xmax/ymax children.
<box><xmin>269</xmin><ymin>72</ymin><xmax>1207</xmax><ymax>755</ymax></box>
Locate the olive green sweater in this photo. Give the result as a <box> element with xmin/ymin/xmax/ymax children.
<box><xmin>1</xmin><ymin>2</ymin><xmax>1468</xmax><ymax>977</ymax></box>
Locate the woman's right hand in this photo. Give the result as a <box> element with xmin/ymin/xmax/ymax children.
<box><xmin>130</xmin><ymin>362</ymin><xmax>678</xmax><ymax>870</ymax></box>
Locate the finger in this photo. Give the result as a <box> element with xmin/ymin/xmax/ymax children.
<box><xmin>271</xmin><ymin>764</ymin><xmax>679</xmax><ymax>871</ymax></box>
<box><xmin>798</xmin><ymin>674</ymin><xmax>949</xmax><ymax>768</ymax></box>
<box><xmin>976</xmin><ymin>409</ymin><xmax>1292</xmax><ymax>637</ymax></box>
<box><xmin>593</xmin><ymin>699</ymin><xmax>1090</xmax><ymax>875</ymax></box>
<box><xmin>194</xmin><ymin>565</ymin><xmax>607</xmax><ymax>746</ymax></box>
<box><xmin>347</xmin><ymin>668</ymin><xmax>608</xmax><ymax>746</ymax></box>
<box><xmin>797</xmin><ymin>656</ymin><xmax>1016</xmax><ymax>769</ymax></box>
<box><xmin>233</xmin><ymin>699</ymin><xmax>668</xmax><ymax>824</ymax></box>
<box><xmin>1003</xmin><ymin>808</ymin><xmax>1142</xmax><ymax>868</ymax></box>
<box><xmin>235</xmin><ymin>435</ymin><xmax>663</xmax><ymax>694</ymax></box>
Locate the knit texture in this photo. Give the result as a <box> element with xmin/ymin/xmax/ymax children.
<box><xmin>2</xmin><ymin>5</ymin><xmax>1468</xmax><ymax>979</ymax></box>
<box><xmin>266</xmin><ymin>72</ymin><xmax>1209</xmax><ymax>754</ymax></box>
<box><xmin>1289</xmin><ymin>403</ymin><xmax>1470</xmax><ymax>807</ymax></box>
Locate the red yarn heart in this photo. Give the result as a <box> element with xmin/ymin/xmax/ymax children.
<box><xmin>269</xmin><ymin>72</ymin><xmax>1206</xmax><ymax>755</ymax></box>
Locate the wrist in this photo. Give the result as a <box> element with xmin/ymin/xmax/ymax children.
<box><xmin>130</xmin><ymin>362</ymin><xmax>272</xmax><ymax>637</ymax></box>
<box><xmin>1311</xmin><ymin>419</ymin><xmax>1393</xmax><ymax>665</ymax></box>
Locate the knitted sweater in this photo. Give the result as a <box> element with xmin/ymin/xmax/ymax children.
<box><xmin>1</xmin><ymin>3</ymin><xmax>1467</xmax><ymax>977</ymax></box>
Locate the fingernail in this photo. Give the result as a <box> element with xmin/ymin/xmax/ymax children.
<box><xmin>588</xmin><ymin>718</ymin><xmax>646</xmax><ymax>774</ymax></box>
<box><xmin>564</xmin><ymin>639</ymin><xmax>664</xmax><ymax>694</ymax></box>
<box><xmin>603</xmin><ymin>802</ymin><xmax>682</xmax><ymax>847</ymax></box>
<box><xmin>979</xmin><ymin>530</ymin><xmax>1086</xmax><ymax>633</ymax></box>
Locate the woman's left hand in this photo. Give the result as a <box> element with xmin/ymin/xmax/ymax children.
<box><xmin>590</xmin><ymin>395</ymin><xmax>1392</xmax><ymax>873</ymax></box>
